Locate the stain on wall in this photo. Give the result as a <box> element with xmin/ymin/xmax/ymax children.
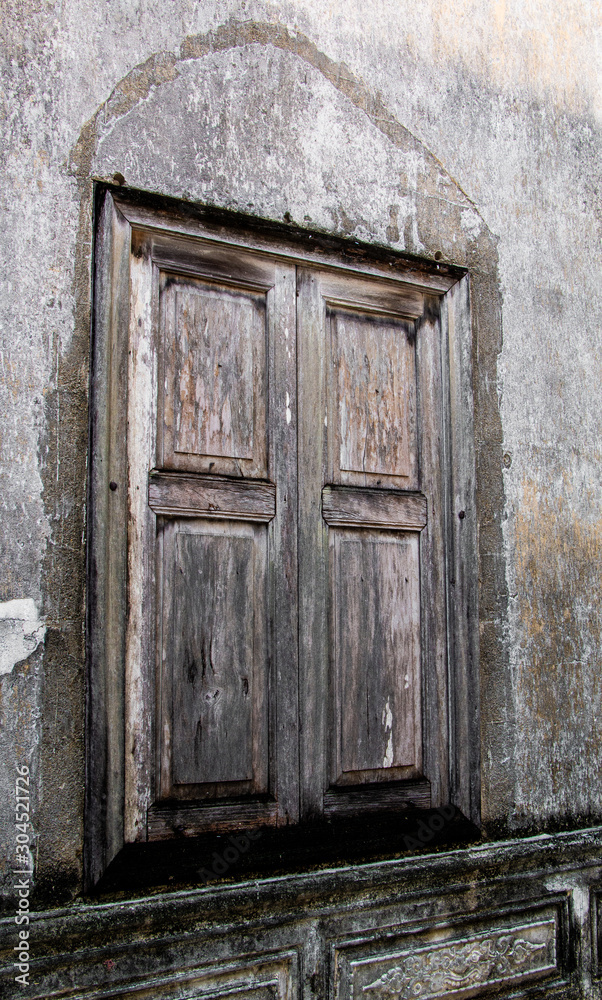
<box><xmin>510</xmin><ymin>464</ymin><xmax>602</xmax><ymax>825</ymax></box>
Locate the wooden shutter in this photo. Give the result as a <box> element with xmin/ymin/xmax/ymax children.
<box><xmin>297</xmin><ymin>267</ymin><xmax>448</xmax><ymax>818</ymax></box>
<box><xmin>119</xmin><ymin>216</ymin><xmax>451</xmax><ymax>841</ymax></box>
<box><xmin>126</xmin><ymin>234</ymin><xmax>299</xmax><ymax>839</ymax></box>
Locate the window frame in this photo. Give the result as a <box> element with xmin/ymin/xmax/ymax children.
<box><xmin>85</xmin><ymin>187</ymin><xmax>479</xmax><ymax>888</ymax></box>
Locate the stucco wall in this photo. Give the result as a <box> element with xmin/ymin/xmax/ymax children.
<box><xmin>0</xmin><ymin>0</ymin><xmax>600</xmax><ymax>904</ymax></box>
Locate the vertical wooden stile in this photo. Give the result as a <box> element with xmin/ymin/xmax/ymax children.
<box><xmin>124</xmin><ymin>238</ymin><xmax>157</xmax><ymax>842</ymax></box>
<box><xmin>296</xmin><ymin>267</ymin><xmax>330</xmax><ymax>819</ymax></box>
<box><xmin>86</xmin><ymin>192</ymin><xmax>131</xmax><ymax>884</ymax></box>
<box><xmin>446</xmin><ymin>276</ymin><xmax>480</xmax><ymax>822</ymax></box>
<box><xmin>415</xmin><ymin>297</ymin><xmax>449</xmax><ymax>807</ymax></box>
<box><xmin>269</xmin><ymin>263</ymin><xmax>299</xmax><ymax>824</ymax></box>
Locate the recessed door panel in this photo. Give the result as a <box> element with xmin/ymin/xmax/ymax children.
<box><xmin>160</xmin><ymin>274</ymin><xmax>268</xmax><ymax>477</ymax></box>
<box><xmin>332</xmin><ymin>529</ymin><xmax>422</xmax><ymax>783</ymax></box>
<box><xmin>329</xmin><ymin>308</ymin><xmax>418</xmax><ymax>488</ymax></box>
<box><xmin>159</xmin><ymin>517</ymin><xmax>269</xmax><ymax>800</ymax></box>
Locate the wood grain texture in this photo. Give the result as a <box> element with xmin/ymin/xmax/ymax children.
<box><xmin>322</xmin><ymin>486</ymin><xmax>427</xmax><ymax>530</ymax></box>
<box><xmin>415</xmin><ymin>297</ymin><xmax>449</xmax><ymax>807</ymax></box>
<box><xmin>333</xmin><ymin>530</ymin><xmax>422</xmax><ymax>779</ymax></box>
<box><xmin>320</xmin><ymin>270</ymin><xmax>425</xmax><ymax>320</ymax></box>
<box><xmin>172</xmin><ymin>285</ymin><xmax>260</xmax><ymax>459</ymax></box>
<box><xmin>172</xmin><ymin>529</ymin><xmax>256</xmax><ymax>786</ymax></box>
<box><xmin>298</xmin><ymin>264</ymin><xmax>431</xmax><ymax>819</ymax></box>
<box><xmin>267</xmin><ymin>263</ymin><xmax>300</xmax><ymax>825</ymax></box>
<box><xmin>134</xmin><ymin>227</ymin><xmax>278</xmax><ymax>293</ymax></box>
<box><xmin>151</xmin><ymin>247</ymin><xmax>297</xmax><ymax>835</ymax></box>
<box><xmin>86</xmin><ymin>192</ymin><xmax>131</xmax><ymax>885</ymax></box>
<box><xmin>331</xmin><ymin>309</ymin><xmax>417</xmax><ymax>484</ymax></box>
<box><xmin>323</xmin><ymin>781</ymin><xmax>431</xmax><ymax>815</ymax></box>
<box><xmin>445</xmin><ymin>276</ymin><xmax>480</xmax><ymax>823</ymax></box>
<box><xmin>124</xmin><ymin>230</ymin><xmax>157</xmax><ymax>844</ymax></box>
<box><xmin>296</xmin><ymin>267</ymin><xmax>330</xmax><ymax>819</ymax></box>
<box><xmin>159</xmin><ymin>273</ymin><xmax>268</xmax><ymax>477</ymax></box>
<box><xmin>159</xmin><ymin>519</ymin><xmax>268</xmax><ymax>799</ymax></box>
<box><xmin>147</xmin><ymin>800</ymin><xmax>278</xmax><ymax>840</ymax></box>
<box><xmin>148</xmin><ymin>243</ymin><xmax>299</xmax><ymax>834</ymax></box>
<box><xmin>148</xmin><ymin>471</ymin><xmax>276</xmax><ymax>521</ymax></box>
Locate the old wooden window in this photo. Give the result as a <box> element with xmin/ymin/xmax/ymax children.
<box><xmin>87</xmin><ymin>190</ymin><xmax>478</xmax><ymax>885</ymax></box>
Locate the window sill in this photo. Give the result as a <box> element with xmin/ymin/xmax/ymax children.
<box><xmin>91</xmin><ymin>807</ymin><xmax>479</xmax><ymax>900</ymax></box>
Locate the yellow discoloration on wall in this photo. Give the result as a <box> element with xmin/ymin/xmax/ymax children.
<box><xmin>512</xmin><ymin>470</ymin><xmax>602</xmax><ymax>821</ymax></box>
<box><xmin>293</xmin><ymin>0</ymin><xmax>601</xmax><ymax>116</ymax></box>
<box><xmin>429</xmin><ymin>0</ymin><xmax>600</xmax><ymax>115</ymax></box>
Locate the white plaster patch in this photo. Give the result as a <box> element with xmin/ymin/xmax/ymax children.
<box><xmin>460</xmin><ymin>208</ymin><xmax>482</xmax><ymax>239</ymax></box>
<box><xmin>0</xmin><ymin>599</ymin><xmax>45</xmax><ymax>676</ymax></box>
<box><xmin>285</xmin><ymin>391</ymin><xmax>292</xmax><ymax>425</ymax></box>
<box><xmin>382</xmin><ymin>698</ymin><xmax>394</xmax><ymax>767</ymax></box>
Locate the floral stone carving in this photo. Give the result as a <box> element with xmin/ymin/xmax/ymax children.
<box><xmin>362</xmin><ymin>923</ymin><xmax>555</xmax><ymax>999</ymax></box>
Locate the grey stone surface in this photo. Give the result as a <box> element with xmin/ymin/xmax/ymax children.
<box><xmin>1</xmin><ymin>825</ymin><xmax>601</xmax><ymax>998</ymax></box>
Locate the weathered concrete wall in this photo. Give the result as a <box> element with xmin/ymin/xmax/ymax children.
<box><xmin>0</xmin><ymin>0</ymin><xmax>600</xmax><ymax>909</ymax></box>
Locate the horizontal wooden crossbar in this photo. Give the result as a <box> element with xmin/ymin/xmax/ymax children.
<box><xmin>322</xmin><ymin>485</ymin><xmax>427</xmax><ymax>530</ymax></box>
<box><xmin>148</xmin><ymin>471</ymin><xmax>276</xmax><ymax>522</ymax></box>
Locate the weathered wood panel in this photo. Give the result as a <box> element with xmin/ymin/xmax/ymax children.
<box><xmin>320</xmin><ymin>270</ymin><xmax>425</xmax><ymax>320</ymax></box>
<box><xmin>298</xmin><ymin>263</ymin><xmax>430</xmax><ymax>819</ymax></box>
<box><xmin>415</xmin><ymin>298</ymin><xmax>450</xmax><ymax>807</ymax></box>
<box><xmin>159</xmin><ymin>518</ymin><xmax>268</xmax><ymax>798</ymax></box>
<box><xmin>86</xmin><ymin>192</ymin><xmax>131</xmax><ymax>883</ymax></box>
<box><xmin>445</xmin><ymin>276</ymin><xmax>480</xmax><ymax>824</ymax></box>
<box><xmin>323</xmin><ymin>781</ymin><xmax>430</xmax><ymax>815</ymax></box>
<box><xmin>124</xmin><ymin>232</ymin><xmax>157</xmax><ymax>844</ymax></box>
<box><xmin>322</xmin><ymin>485</ymin><xmax>427</xmax><ymax>530</ymax></box>
<box><xmin>89</xmin><ymin>197</ymin><xmax>477</xmax><ymax>874</ymax></box>
<box><xmin>172</xmin><ymin>529</ymin><xmax>255</xmax><ymax>785</ymax></box>
<box><xmin>147</xmin><ymin>800</ymin><xmax>279</xmax><ymax>840</ymax></box>
<box><xmin>332</xmin><ymin>530</ymin><xmax>422</xmax><ymax>780</ymax></box>
<box><xmin>148</xmin><ymin>471</ymin><xmax>276</xmax><ymax>521</ymax></box>
<box><xmin>296</xmin><ymin>267</ymin><xmax>330</xmax><ymax>819</ymax></box>
<box><xmin>330</xmin><ymin>308</ymin><xmax>417</xmax><ymax>487</ymax></box>
<box><xmin>160</xmin><ymin>274</ymin><xmax>268</xmax><ymax>477</ymax></box>
<box><xmin>266</xmin><ymin>263</ymin><xmax>300</xmax><ymax>825</ymax></box>
<box><xmin>148</xmin><ymin>244</ymin><xmax>298</xmax><ymax>836</ymax></box>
